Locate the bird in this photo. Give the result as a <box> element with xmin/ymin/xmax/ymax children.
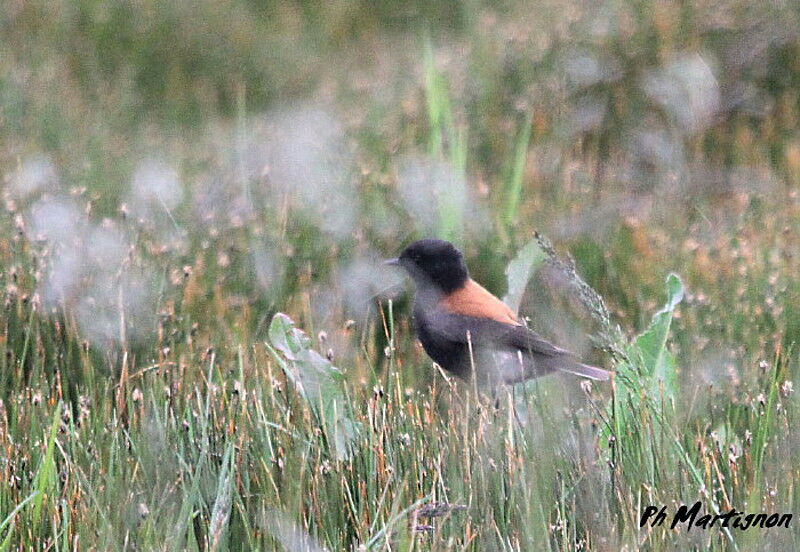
<box><xmin>385</xmin><ymin>238</ymin><xmax>610</xmax><ymax>390</ymax></box>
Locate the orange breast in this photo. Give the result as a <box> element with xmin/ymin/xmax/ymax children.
<box><xmin>439</xmin><ymin>279</ymin><xmax>520</xmax><ymax>325</ymax></box>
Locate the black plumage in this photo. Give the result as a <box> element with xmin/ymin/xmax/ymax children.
<box><xmin>387</xmin><ymin>239</ymin><xmax>610</xmax><ymax>390</ymax></box>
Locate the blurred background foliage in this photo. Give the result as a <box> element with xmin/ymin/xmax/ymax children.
<box><xmin>3</xmin><ymin>0</ymin><xmax>798</xmax><ymax>334</ymax></box>
<box><xmin>1</xmin><ymin>0</ymin><xmax>800</xmax><ymax>549</ymax></box>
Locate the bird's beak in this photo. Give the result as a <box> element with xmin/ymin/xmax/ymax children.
<box><xmin>384</xmin><ymin>258</ymin><xmax>400</xmax><ymax>267</ymax></box>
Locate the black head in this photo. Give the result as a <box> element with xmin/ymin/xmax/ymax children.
<box><xmin>389</xmin><ymin>239</ymin><xmax>469</xmax><ymax>293</ymax></box>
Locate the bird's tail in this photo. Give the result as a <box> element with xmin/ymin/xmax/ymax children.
<box><xmin>558</xmin><ymin>360</ymin><xmax>611</xmax><ymax>381</ymax></box>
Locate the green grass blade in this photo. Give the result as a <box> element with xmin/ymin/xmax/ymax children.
<box><xmin>504</xmin><ymin>112</ymin><xmax>533</xmax><ymax>228</ymax></box>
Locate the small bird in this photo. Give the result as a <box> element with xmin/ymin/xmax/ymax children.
<box><xmin>386</xmin><ymin>238</ymin><xmax>610</xmax><ymax>390</ymax></box>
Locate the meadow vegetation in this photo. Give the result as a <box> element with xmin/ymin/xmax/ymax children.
<box><xmin>1</xmin><ymin>1</ymin><xmax>799</xmax><ymax>550</ymax></box>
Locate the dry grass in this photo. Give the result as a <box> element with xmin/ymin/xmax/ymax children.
<box><xmin>1</xmin><ymin>0</ymin><xmax>799</xmax><ymax>549</ymax></box>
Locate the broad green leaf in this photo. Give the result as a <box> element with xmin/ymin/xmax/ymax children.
<box><xmin>602</xmin><ymin>273</ymin><xmax>685</xmax><ymax>449</ymax></box>
<box><xmin>268</xmin><ymin>312</ymin><xmax>313</xmax><ymax>360</ymax></box>
<box><xmin>503</xmin><ymin>239</ymin><xmax>546</xmax><ymax>315</ymax></box>
<box><xmin>268</xmin><ymin>313</ymin><xmax>357</xmax><ymax>460</ymax></box>
<box><xmin>634</xmin><ymin>273</ymin><xmax>684</xmax><ymax>397</ymax></box>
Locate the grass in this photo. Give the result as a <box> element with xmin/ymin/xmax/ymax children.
<box><xmin>0</xmin><ymin>236</ymin><xmax>796</xmax><ymax>550</ymax></box>
<box><xmin>2</xmin><ymin>0</ymin><xmax>800</xmax><ymax>550</ymax></box>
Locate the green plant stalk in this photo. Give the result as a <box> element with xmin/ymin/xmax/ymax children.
<box><xmin>31</xmin><ymin>401</ymin><xmax>61</xmax><ymax>526</ymax></box>
<box><xmin>748</xmin><ymin>354</ymin><xmax>783</xmax><ymax>513</ymax></box>
<box><xmin>504</xmin><ymin>112</ymin><xmax>533</xmax><ymax>229</ymax></box>
<box><xmin>0</xmin><ymin>492</ymin><xmax>40</xmax><ymax>551</ymax></box>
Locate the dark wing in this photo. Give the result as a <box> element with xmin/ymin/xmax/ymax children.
<box><xmin>423</xmin><ymin>311</ymin><xmax>571</xmax><ymax>357</ymax></box>
<box><xmin>423</xmin><ymin>311</ymin><xmax>610</xmax><ymax>382</ymax></box>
